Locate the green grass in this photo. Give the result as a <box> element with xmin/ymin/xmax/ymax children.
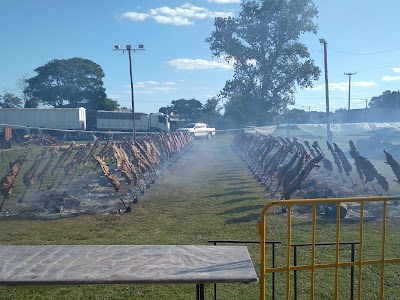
<box><xmin>1</xmin><ymin>133</ymin><xmax>400</xmax><ymax>299</ymax></box>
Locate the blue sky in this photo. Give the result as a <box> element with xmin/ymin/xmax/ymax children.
<box><xmin>1</xmin><ymin>0</ymin><xmax>400</xmax><ymax>114</ymax></box>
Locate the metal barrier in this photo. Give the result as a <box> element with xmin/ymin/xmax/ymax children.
<box><xmin>208</xmin><ymin>240</ymin><xmax>281</xmax><ymax>300</ymax></box>
<box><xmin>291</xmin><ymin>241</ymin><xmax>359</xmax><ymax>300</ymax></box>
<box><xmin>258</xmin><ymin>196</ymin><xmax>400</xmax><ymax>300</ymax></box>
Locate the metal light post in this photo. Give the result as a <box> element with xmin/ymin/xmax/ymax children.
<box><xmin>319</xmin><ymin>38</ymin><xmax>332</xmax><ymax>143</ymax></box>
<box><xmin>113</xmin><ymin>44</ymin><xmax>145</xmax><ymax>140</ymax></box>
<box><xmin>344</xmin><ymin>72</ymin><xmax>356</xmax><ymax>123</ymax></box>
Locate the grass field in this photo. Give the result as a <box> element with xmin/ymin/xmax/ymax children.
<box><xmin>1</xmin><ymin>132</ymin><xmax>400</xmax><ymax>299</ymax></box>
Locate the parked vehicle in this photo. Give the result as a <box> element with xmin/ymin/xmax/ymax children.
<box><xmin>94</xmin><ymin>111</ymin><xmax>169</xmax><ymax>132</ymax></box>
<box><xmin>0</xmin><ymin>108</ymin><xmax>86</xmax><ymax>130</ymax></box>
<box><xmin>0</xmin><ymin>108</ymin><xmax>170</xmax><ymax>133</ymax></box>
<box><xmin>176</xmin><ymin>122</ymin><xmax>216</xmax><ymax>139</ymax></box>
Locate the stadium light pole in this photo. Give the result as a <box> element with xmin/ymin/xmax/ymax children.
<box><xmin>319</xmin><ymin>38</ymin><xmax>332</xmax><ymax>143</ymax></box>
<box><xmin>113</xmin><ymin>44</ymin><xmax>145</xmax><ymax>140</ymax></box>
<box><xmin>344</xmin><ymin>72</ymin><xmax>357</xmax><ymax>123</ymax></box>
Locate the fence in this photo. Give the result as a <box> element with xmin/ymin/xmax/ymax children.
<box><xmin>258</xmin><ymin>196</ymin><xmax>400</xmax><ymax>300</ymax></box>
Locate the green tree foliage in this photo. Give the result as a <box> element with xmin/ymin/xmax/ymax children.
<box><xmin>287</xmin><ymin>108</ymin><xmax>309</xmax><ymax>124</ymax></box>
<box><xmin>25</xmin><ymin>58</ymin><xmax>107</xmax><ymax>109</ymax></box>
<box><xmin>160</xmin><ymin>99</ymin><xmax>203</xmax><ymax>122</ymax></box>
<box><xmin>369</xmin><ymin>90</ymin><xmax>400</xmax><ymax>109</ymax></box>
<box><xmin>223</xmin><ymin>92</ymin><xmax>253</xmax><ymax>127</ymax></box>
<box><xmin>201</xmin><ymin>97</ymin><xmax>222</xmax><ymax>126</ymax></box>
<box><xmin>24</xmin><ymin>97</ymin><xmax>39</xmax><ymax>108</ymax></box>
<box><xmin>159</xmin><ymin>106</ymin><xmax>173</xmax><ymax>116</ymax></box>
<box><xmin>160</xmin><ymin>98</ymin><xmax>223</xmax><ymax>125</ymax></box>
<box><xmin>206</xmin><ymin>0</ymin><xmax>320</xmax><ymax>126</ymax></box>
<box><xmin>93</xmin><ymin>98</ymin><xmax>120</xmax><ymax>111</ymax></box>
<box><xmin>0</xmin><ymin>91</ymin><xmax>23</xmax><ymax>108</ymax></box>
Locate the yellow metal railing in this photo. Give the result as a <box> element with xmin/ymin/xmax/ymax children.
<box><xmin>258</xmin><ymin>196</ymin><xmax>400</xmax><ymax>300</ymax></box>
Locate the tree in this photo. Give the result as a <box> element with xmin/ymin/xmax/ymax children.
<box><xmin>24</xmin><ymin>58</ymin><xmax>107</xmax><ymax>109</ymax></box>
<box><xmin>223</xmin><ymin>91</ymin><xmax>256</xmax><ymax>127</ymax></box>
<box><xmin>159</xmin><ymin>105</ymin><xmax>173</xmax><ymax>116</ymax></box>
<box><xmin>24</xmin><ymin>97</ymin><xmax>40</xmax><ymax>108</ymax></box>
<box><xmin>17</xmin><ymin>75</ymin><xmax>39</xmax><ymax>108</ymax></box>
<box><xmin>206</xmin><ymin>0</ymin><xmax>320</xmax><ymax>125</ymax></box>
<box><xmin>16</xmin><ymin>75</ymin><xmax>29</xmax><ymax>106</ymax></box>
<box><xmin>161</xmin><ymin>99</ymin><xmax>203</xmax><ymax>122</ymax></box>
<box><xmin>93</xmin><ymin>98</ymin><xmax>120</xmax><ymax>111</ymax></box>
<box><xmin>0</xmin><ymin>91</ymin><xmax>23</xmax><ymax>108</ymax></box>
<box><xmin>369</xmin><ymin>90</ymin><xmax>400</xmax><ymax>109</ymax></box>
<box><xmin>287</xmin><ymin>108</ymin><xmax>309</xmax><ymax>124</ymax></box>
<box><xmin>201</xmin><ymin>97</ymin><xmax>222</xmax><ymax>126</ymax></box>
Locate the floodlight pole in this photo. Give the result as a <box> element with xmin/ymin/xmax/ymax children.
<box><xmin>113</xmin><ymin>44</ymin><xmax>145</xmax><ymax>140</ymax></box>
<box><xmin>319</xmin><ymin>38</ymin><xmax>332</xmax><ymax>143</ymax></box>
<box><xmin>345</xmin><ymin>72</ymin><xmax>357</xmax><ymax>123</ymax></box>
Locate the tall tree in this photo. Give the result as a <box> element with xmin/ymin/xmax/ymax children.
<box><xmin>0</xmin><ymin>91</ymin><xmax>23</xmax><ymax>108</ymax></box>
<box><xmin>369</xmin><ymin>90</ymin><xmax>400</xmax><ymax>109</ymax></box>
<box><xmin>94</xmin><ymin>98</ymin><xmax>120</xmax><ymax>111</ymax></box>
<box><xmin>161</xmin><ymin>99</ymin><xmax>203</xmax><ymax>122</ymax></box>
<box><xmin>201</xmin><ymin>97</ymin><xmax>222</xmax><ymax>126</ymax></box>
<box><xmin>159</xmin><ymin>105</ymin><xmax>173</xmax><ymax>116</ymax></box>
<box><xmin>17</xmin><ymin>75</ymin><xmax>39</xmax><ymax>108</ymax></box>
<box><xmin>24</xmin><ymin>57</ymin><xmax>107</xmax><ymax>109</ymax></box>
<box><xmin>206</xmin><ymin>0</ymin><xmax>320</xmax><ymax>125</ymax></box>
<box><xmin>223</xmin><ymin>91</ymin><xmax>254</xmax><ymax>127</ymax></box>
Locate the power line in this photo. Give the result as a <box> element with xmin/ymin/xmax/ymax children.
<box><xmin>329</xmin><ymin>47</ymin><xmax>400</xmax><ymax>56</ymax></box>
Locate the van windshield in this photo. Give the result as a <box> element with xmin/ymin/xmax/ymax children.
<box><xmin>183</xmin><ymin>123</ymin><xmax>196</xmax><ymax>128</ymax></box>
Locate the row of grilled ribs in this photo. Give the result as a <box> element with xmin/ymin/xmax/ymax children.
<box><xmin>0</xmin><ymin>132</ymin><xmax>193</xmax><ymax>212</ymax></box>
<box><xmin>232</xmin><ymin>130</ymin><xmax>395</xmax><ymax>199</ymax></box>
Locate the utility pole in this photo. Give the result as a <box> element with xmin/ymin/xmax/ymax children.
<box><xmin>344</xmin><ymin>72</ymin><xmax>356</xmax><ymax>123</ymax></box>
<box><xmin>319</xmin><ymin>38</ymin><xmax>332</xmax><ymax>142</ymax></box>
<box><xmin>113</xmin><ymin>44</ymin><xmax>145</xmax><ymax>140</ymax></box>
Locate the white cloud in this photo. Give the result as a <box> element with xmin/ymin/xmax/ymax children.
<box><xmin>324</xmin><ymin>82</ymin><xmax>348</xmax><ymax>91</ymax></box>
<box><xmin>152</xmin><ymin>86</ymin><xmax>176</xmax><ymax>91</ymax></box>
<box><xmin>134</xmin><ymin>82</ymin><xmax>146</xmax><ymax>88</ymax></box>
<box><xmin>382</xmin><ymin>76</ymin><xmax>400</xmax><ymax>81</ymax></box>
<box><xmin>393</xmin><ymin>68</ymin><xmax>400</xmax><ymax>73</ymax></box>
<box><xmin>168</xmin><ymin>58</ymin><xmax>233</xmax><ymax>70</ymax></box>
<box><xmin>309</xmin><ymin>81</ymin><xmax>377</xmax><ymax>91</ymax></box>
<box><xmin>352</xmin><ymin>81</ymin><xmax>378</xmax><ymax>87</ymax></box>
<box><xmin>120</xmin><ymin>4</ymin><xmax>233</xmax><ymax>26</ymax></box>
<box><xmin>132</xmin><ymin>81</ymin><xmax>177</xmax><ymax>93</ymax></box>
<box><xmin>152</xmin><ymin>15</ymin><xmax>193</xmax><ymax>25</ymax></box>
<box><xmin>136</xmin><ymin>90</ymin><xmax>154</xmax><ymax>94</ymax></box>
<box><xmin>310</xmin><ymin>83</ymin><xmax>347</xmax><ymax>91</ymax></box>
<box><xmin>208</xmin><ymin>0</ymin><xmax>240</xmax><ymax>3</ymax></box>
<box><xmin>120</xmin><ymin>12</ymin><xmax>148</xmax><ymax>21</ymax></box>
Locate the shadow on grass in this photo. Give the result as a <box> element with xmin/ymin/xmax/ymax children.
<box><xmin>224</xmin><ymin>181</ymin><xmax>255</xmax><ymax>186</ymax></box>
<box><xmin>217</xmin><ymin>204</ymin><xmax>265</xmax><ymax>215</ymax></box>
<box><xmin>223</xmin><ymin>186</ymin><xmax>258</xmax><ymax>192</ymax></box>
<box><xmin>223</xmin><ymin>197</ymin><xmax>261</xmax><ymax>204</ymax></box>
<box><xmin>225</xmin><ymin>213</ymin><xmax>260</xmax><ymax>224</ymax></box>
<box><xmin>207</xmin><ymin>190</ymin><xmax>256</xmax><ymax>198</ymax></box>
<box><xmin>213</xmin><ymin>176</ymin><xmax>246</xmax><ymax>181</ymax></box>
<box><xmin>290</xmin><ymin>215</ymin><xmax>382</xmax><ymax>228</ymax></box>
